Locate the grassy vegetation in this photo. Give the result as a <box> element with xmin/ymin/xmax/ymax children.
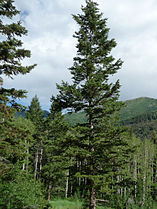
<box><xmin>49</xmin><ymin>199</ymin><xmax>83</xmax><ymax>209</ymax></box>
<box><xmin>49</xmin><ymin>199</ymin><xmax>112</xmax><ymax>209</ymax></box>
<box><xmin>49</xmin><ymin>199</ymin><xmax>157</xmax><ymax>209</ymax></box>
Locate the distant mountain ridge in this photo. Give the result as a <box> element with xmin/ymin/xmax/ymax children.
<box><xmin>15</xmin><ymin>110</ymin><xmax>49</xmax><ymax>118</ymax></box>
<box><xmin>65</xmin><ymin>97</ymin><xmax>157</xmax><ymax>125</ymax></box>
<box><xmin>120</xmin><ymin>97</ymin><xmax>157</xmax><ymax>121</ymax></box>
<box><xmin>64</xmin><ymin>97</ymin><xmax>157</xmax><ymax>138</ymax></box>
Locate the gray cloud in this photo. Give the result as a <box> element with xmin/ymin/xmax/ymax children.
<box><xmin>3</xmin><ymin>0</ymin><xmax>157</xmax><ymax>109</ymax></box>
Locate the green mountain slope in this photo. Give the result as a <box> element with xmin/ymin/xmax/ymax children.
<box><xmin>64</xmin><ymin>97</ymin><xmax>157</xmax><ymax>138</ymax></box>
<box><xmin>120</xmin><ymin>97</ymin><xmax>157</xmax><ymax>121</ymax></box>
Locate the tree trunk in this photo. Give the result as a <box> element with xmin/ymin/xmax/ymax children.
<box><xmin>26</xmin><ymin>141</ymin><xmax>29</xmax><ymax>170</ymax></box>
<box><xmin>89</xmin><ymin>101</ymin><xmax>96</xmax><ymax>209</ymax></box>
<box><xmin>77</xmin><ymin>160</ymin><xmax>81</xmax><ymax>186</ymax></box>
<box><xmin>39</xmin><ymin>143</ymin><xmax>43</xmax><ymax>173</ymax></box>
<box><xmin>152</xmin><ymin>157</ymin><xmax>156</xmax><ymax>200</ymax></box>
<box><xmin>70</xmin><ymin>182</ymin><xmax>73</xmax><ymax>197</ymax></box>
<box><xmin>65</xmin><ymin>169</ymin><xmax>69</xmax><ymax>198</ymax></box>
<box><xmin>34</xmin><ymin>148</ymin><xmax>38</xmax><ymax>179</ymax></box>
<box><xmin>48</xmin><ymin>182</ymin><xmax>52</xmax><ymax>201</ymax></box>
<box><xmin>142</xmin><ymin>145</ymin><xmax>148</xmax><ymax>206</ymax></box>
<box><xmin>133</xmin><ymin>159</ymin><xmax>137</xmax><ymax>198</ymax></box>
<box><xmin>23</xmin><ymin>140</ymin><xmax>29</xmax><ymax>171</ymax></box>
<box><xmin>89</xmin><ymin>186</ymin><xmax>96</xmax><ymax>209</ymax></box>
<box><xmin>22</xmin><ymin>162</ymin><xmax>25</xmax><ymax>170</ymax></box>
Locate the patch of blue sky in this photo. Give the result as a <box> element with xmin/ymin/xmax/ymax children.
<box><xmin>20</xmin><ymin>10</ymin><xmax>29</xmax><ymax>23</ymax></box>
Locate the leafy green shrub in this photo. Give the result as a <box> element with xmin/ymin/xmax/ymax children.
<box><xmin>0</xmin><ymin>171</ymin><xmax>47</xmax><ymax>209</ymax></box>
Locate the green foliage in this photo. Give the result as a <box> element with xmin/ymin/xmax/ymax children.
<box><xmin>0</xmin><ymin>170</ymin><xmax>47</xmax><ymax>209</ymax></box>
<box><xmin>119</xmin><ymin>97</ymin><xmax>157</xmax><ymax>138</ymax></box>
<box><xmin>120</xmin><ymin>110</ymin><xmax>157</xmax><ymax>126</ymax></box>
<box><xmin>42</xmin><ymin>105</ymin><xmax>70</xmax><ymax>199</ymax></box>
<box><xmin>26</xmin><ymin>95</ymin><xmax>44</xmax><ymax>126</ymax></box>
<box><xmin>0</xmin><ymin>116</ymin><xmax>46</xmax><ymax>209</ymax></box>
<box><xmin>0</xmin><ymin>116</ymin><xmax>35</xmax><ymax>175</ymax></box>
<box><xmin>125</xmin><ymin>120</ymin><xmax>157</xmax><ymax>139</ymax></box>
<box><xmin>25</xmin><ymin>95</ymin><xmax>45</xmax><ymax>180</ymax></box>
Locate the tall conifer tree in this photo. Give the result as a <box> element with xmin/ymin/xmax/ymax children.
<box><xmin>27</xmin><ymin>95</ymin><xmax>44</xmax><ymax>179</ymax></box>
<box><xmin>52</xmin><ymin>1</ymin><xmax>131</xmax><ymax>208</ymax></box>
<box><xmin>0</xmin><ymin>0</ymin><xmax>36</xmax><ymax>113</ymax></box>
<box><xmin>42</xmin><ymin>103</ymin><xmax>69</xmax><ymax>200</ymax></box>
<box><xmin>27</xmin><ymin>95</ymin><xmax>44</xmax><ymax>127</ymax></box>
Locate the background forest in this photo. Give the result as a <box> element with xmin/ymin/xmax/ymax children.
<box><xmin>0</xmin><ymin>0</ymin><xmax>157</xmax><ymax>209</ymax></box>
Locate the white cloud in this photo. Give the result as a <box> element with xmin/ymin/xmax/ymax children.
<box><xmin>3</xmin><ymin>0</ymin><xmax>157</xmax><ymax>109</ymax></box>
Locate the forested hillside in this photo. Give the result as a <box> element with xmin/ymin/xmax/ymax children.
<box><xmin>120</xmin><ymin>97</ymin><xmax>157</xmax><ymax>121</ymax></box>
<box><xmin>120</xmin><ymin>97</ymin><xmax>157</xmax><ymax>138</ymax></box>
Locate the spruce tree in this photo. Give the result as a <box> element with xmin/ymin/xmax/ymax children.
<box><xmin>42</xmin><ymin>101</ymin><xmax>70</xmax><ymax>200</ymax></box>
<box><xmin>0</xmin><ymin>0</ymin><xmax>36</xmax><ymax>113</ymax></box>
<box><xmin>52</xmin><ymin>1</ymin><xmax>131</xmax><ymax>208</ymax></box>
<box><xmin>27</xmin><ymin>95</ymin><xmax>44</xmax><ymax>127</ymax></box>
<box><xmin>26</xmin><ymin>95</ymin><xmax>44</xmax><ymax>179</ymax></box>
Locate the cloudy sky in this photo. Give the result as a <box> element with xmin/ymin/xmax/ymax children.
<box><xmin>4</xmin><ymin>0</ymin><xmax>157</xmax><ymax>110</ymax></box>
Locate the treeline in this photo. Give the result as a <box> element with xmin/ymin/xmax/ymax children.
<box><xmin>121</xmin><ymin>111</ymin><xmax>157</xmax><ymax>139</ymax></box>
<box><xmin>120</xmin><ymin>111</ymin><xmax>157</xmax><ymax>126</ymax></box>
<box><xmin>1</xmin><ymin>96</ymin><xmax>157</xmax><ymax>208</ymax></box>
